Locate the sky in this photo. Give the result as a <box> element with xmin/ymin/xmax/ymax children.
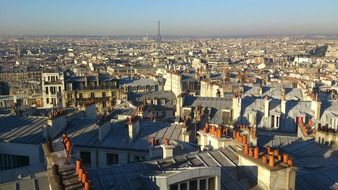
<box><xmin>0</xmin><ymin>0</ymin><xmax>338</xmax><ymax>36</ymax></box>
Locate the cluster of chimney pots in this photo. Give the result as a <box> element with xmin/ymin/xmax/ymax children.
<box><xmin>49</xmin><ymin>108</ymin><xmax>66</xmax><ymax>119</ymax></box>
<box><xmin>203</xmin><ymin>123</ymin><xmax>230</xmax><ymax>138</ymax></box>
<box><xmin>150</xmin><ymin>137</ymin><xmax>171</xmax><ymax>146</ymax></box>
<box><xmin>234</xmin><ymin>125</ymin><xmax>257</xmax><ymax>139</ymax></box>
<box><xmin>233</xmin><ymin>125</ymin><xmax>293</xmax><ymax>168</ymax></box>
<box><xmin>297</xmin><ymin>117</ymin><xmax>313</xmax><ymax>136</ymax></box>
<box><xmin>317</xmin><ymin>123</ymin><xmax>337</xmax><ymax>133</ymax></box>
<box><xmin>76</xmin><ymin>159</ymin><xmax>90</xmax><ymax>190</ymax></box>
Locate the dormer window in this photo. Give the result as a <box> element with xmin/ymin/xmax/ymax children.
<box><xmin>222</xmin><ymin>109</ymin><xmax>232</xmax><ymax>125</ymax></box>
<box><xmin>270</xmin><ymin>114</ymin><xmax>280</xmax><ymax>128</ymax></box>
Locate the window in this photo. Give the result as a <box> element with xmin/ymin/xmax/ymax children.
<box><xmin>180</xmin><ymin>183</ymin><xmax>187</xmax><ymax>190</ymax></box>
<box><xmin>189</xmin><ymin>180</ymin><xmax>197</xmax><ymax>190</ymax></box>
<box><xmin>222</xmin><ymin>110</ymin><xmax>233</xmax><ymax>125</ymax></box>
<box><xmin>45</xmin><ymin>87</ymin><xmax>49</xmax><ymax>94</ymax></box>
<box><xmin>106</xmin><ymin>153</ymin><xmax>119</xmax><ymax>165</ymax></box>
<box><xmin>80</xmin><ymin>151</ymin><xmax>91</xmax><ymax>165</ymax></box>
<box><xmin>91</xmin><ymin>92</ymin><xmax>95</xmax><ymax>98</ymax></box>
<box><xmin>200</xmin><ymin>179</ymin><xmax>206</xmax><ymax>190</ymax></box>
<box><xmin>170</xmin><ymin>184</ymin><xmax>178</xmax><ymax>190</ymax></box>
<box><xmin>134</xmin><ymin>155</ymin><xmax>140</xmax><ymax>161</ymax></box>
<box><xmin>46</xmin><ymin>98</ymin><xmax>49</xmax><ymax>104</ymax></box>
<box><xmin>208</xmin><ymin>177</ymin><xmax>215</xmax><ymax>190</ymax></box>
<box><xmin>58</xmin><ymin>86</ymin><xmax>61</xmax><ymax>93</ymax></box>
<box><xmin>271</xmin><ymin>115</ymin><xmax>275</xmax><ymax>128</ymax></box>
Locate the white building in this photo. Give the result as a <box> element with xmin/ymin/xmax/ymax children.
<box><xmin>42</xmin><ymin>73</ymin><xmax>65</xmax><ymax>108</ymax></box>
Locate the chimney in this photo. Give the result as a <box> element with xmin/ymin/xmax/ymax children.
<box><xmin>203</xmin><ymin>123</ymin><xmax>209</xmax><ymax>133</ymax></box>
<box><xmin>257</xmin><ymin>85</ymin><xmax>263</xmax><ymax>95</ymax></box>
<box><xmin>311</xmin><ymin>94</ymin><xmax>321</xmax><ymax>120</ymax></box>
<box><xmin>96</xmin><ymin>73</ymin><xmax>100</xmax><ymax>87</ymax></box>
<box><xmin>163</xmin><ymin>138</ymin><xmax>170</xmax><ymax>145</ymax></box>
<box><xmin>84</xmin><ymin>181</ymin><xmax>89</xmax><ymax>190</ymax></box>
<box><xmin>232</xmin><ymin>95</ymin><xmax>241</xmax><ymax>121</ymax></box>
<box><xmin>267</xmin><ymin>146</ymin><xmax>271</xmax><ymax>155</ymax></box>
<box><xmin>281</xmin><ymin>95</ymin><xmax>286</xmax><ymax>117</ymax></box>
<box><xmin>242</xmin><ymin>134</ymin><xmax>247</xmax><ymax>144</ymax></box>
<box><xmin>150</xmin><ymin>137</ymin><xmax>157</xmax><ymax>146</ymax></box>
<box><xmin>76</xmin><ymin>160</ymin><xmax>81</xmax><ymax>174</ymax></box>
<box><xmin>128</xmin><ymin>116</ymin><xmax>140</xmax><ymax>142</ymax></box>
<box><xmin>287</xmin><ymin>159</ymin><xmax>293</xmax><ymax>167</ymax></box>
<box><xmin>211</xmin><ymin>125</ymin><xmax>216</xmax><ymax>136</ymax></box>
<box><xmin>244</xmin><ymin>143</ymin><xmax>249</xmax><ymax>155</ymax></box>
<box><xmin>283</xmin><ymin>153</ymin><xmax>289</xmax><ymax>163</ymax></box>
<box><xmin>84</xmin><ymin>74</ymin><xmax>88</xmax><ymax>87</ymax></box>
<box><xmin>249</xmin><ymin>148</ymin><xmax>253</xmax><ymax>157</ymax></box>
<box><xmin>254</xmin><ymin>147</ymin><xmax>259</xmax><ymax>159</ymax></box>
<box><xmin>161</xmin><ymin>141</ymin><xmax>175</xmax><ymax>159</ymax></box>
<box><xmin>269</xmin><ymin>155</ymin><xmax>275</xmax><ymax>167</ymax></box>
<box><xmin>262</xmin><ymin>155</ymin><xmax>267</xmax><ymax>164</ymax></box>
<box><xmin>216</xmin><ymin>128</ymin><xmax>222</xmax><ymax>138</ymax></box>
<box><xmin>176</xmin><ymin>93</ymin><xmax>185</xmax><ymax>117</ymax></box>
<box><xmin>264</xmin><ymin>96</ymin><xmax>270</xmax><ymax>118</ymax></box>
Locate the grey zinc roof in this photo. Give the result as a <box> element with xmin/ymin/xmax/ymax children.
<box><xmin>281</xmin><ymin>139</ymin><xmax>338</xmax><ymax>190</ymax></box>
<box><xmin>0</xmin><ymin>115</ymin><xmax>47</xmax><ymax>144</ymax></box>
<box><xmin>240</xmin><ymin>97</ymin><xmax>312</xmax><ymax>131</ymax></box>
<box><xmin>52</xmin><ymin>117</ymin><xmax>99</xmax><ymax>148</ymax></box>
<box><xmin>243</xmin><ymin>85</ymin><xmax>303</xmax><ymax>100</ymax></box>
<box><xmin>87</xmin><ymin>139</ymin><xmax>338</xmax><ymax>190</ymax></box>
<box><xmin>183</xmin><ymin>96</ymin><xmax>233</xmax><ymax>124</ymax></box>
<box><xmin>138</xmin><ymin>90</ymin><xmax>176</xmax><ymax>101</ymax></box>
<box><xmin>320</xmin><ymin>101</ymin><xmax>338</xmax><ymax>123</ymax></box>
<box><xmin>119</xmin><ymin>77</ymin><xmax>158</xmax><ymax>87</ymax></box>
<box><xmin>53</xmin><ymin>117</ymin><xmax>186</xmax><ymax>152</ymax></box>
<box><xmin>87</xmin><ymin>145</ymin><xmax>255</xmax><ymax>190</ymax></box>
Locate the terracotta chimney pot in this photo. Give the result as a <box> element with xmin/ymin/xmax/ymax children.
<box><xmin>249</xmin><ymin>148</ymin><xmax>254</xmax><ymax>157</ymax></box>
<box><xmin>262</xmin><ymin>155</ymin><xmax>267</xmax><ymax>164</ymax></box>
<box><xmin>269</xmin><ymin>155</ymin><xmax>275</xmax><ymax>167</ymax></box>
<box><xmin>283</xmin><ymin>154</ymin><xmax>289</xmax><ymax>163</ymax></box>
<box><xmin>244</xmin><ymin>143</ymin><xmax>249</xmax><ymax>155</ymax></box>
<box><xmin>242</xmin><ymin>135</ymin><xmax>247</xmax><ymax>144</ymax></box>
<box><xmin>76</xmin><ymin>160</ymin><xmax>81</xmax><ymax>174</ymax></box>
<box><xmin>254</xmin><ymin>147</ymin><xmax>259</xmax><ymax>159</ymax></box>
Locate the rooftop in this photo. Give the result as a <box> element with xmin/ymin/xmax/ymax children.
<box><xmin>0</xmin><ymin>115</ymin><xmax>47</xmax><ymax>144</ymax></box>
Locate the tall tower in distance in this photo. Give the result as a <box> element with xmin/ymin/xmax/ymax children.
<box><xmin>157</xmin><ymin>20</ymin><xmax>162</xmax><ymax>42</ymax></box>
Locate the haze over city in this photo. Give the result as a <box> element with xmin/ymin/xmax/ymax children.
<box><xmin>1</xmin><ymin>0</ymin><xmax>338</xmax><ymax>36</ymax></box>
<box><xmin>0</xmin><ymin>1</ymin><xmax>338</xmax><ymax>190</ymax></box>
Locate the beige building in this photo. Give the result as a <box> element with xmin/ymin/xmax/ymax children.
<box><xmin>64</xmin><ymin>74</ymin><xmax>119</xmax><ymax>114</ymax></box>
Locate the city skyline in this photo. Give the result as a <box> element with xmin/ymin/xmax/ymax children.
<box><xmin>1</xmin><ymin>0</ymin><xmax>338</xmax><ymax>36</ymax></box>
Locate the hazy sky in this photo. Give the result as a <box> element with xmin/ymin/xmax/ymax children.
<box><xmin>1</xmin><ymin>0</ymin><xmax>338</xmax><ymax>36</ymax></box>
